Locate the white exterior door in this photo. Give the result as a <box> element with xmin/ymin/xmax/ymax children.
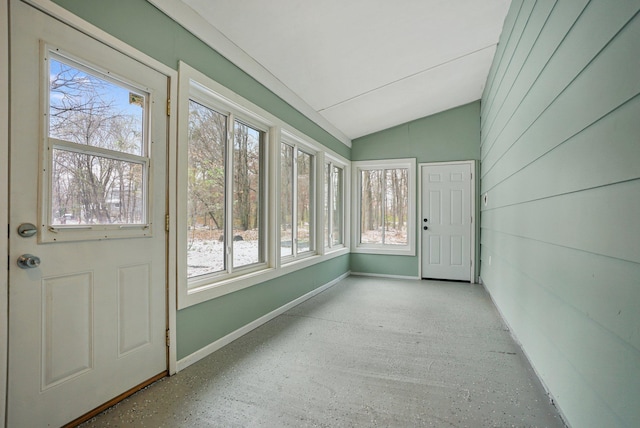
<box><xmin>8</xmin><ymin>2</ymin><xmax>168</xmax><ymax>426</ymax></box>
<box><xmin>421</xmin><ymin>162</ymin><xmax>473</xmax><ymax>282</ymax></box>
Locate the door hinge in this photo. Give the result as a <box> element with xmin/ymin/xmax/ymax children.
<box><xmin>165</xmin><ymin>214</ymin><xmax>170</xmax><ymax>232</ymax></box>
<box><xmin>166</xmin><ymin>329</ymin><xmax>170</xmax><ymax>347</ymax></box>
<box><xmin>166</xmin><ymin>98</ymin><xmax>171</xmax><ymax>116</ymax></box>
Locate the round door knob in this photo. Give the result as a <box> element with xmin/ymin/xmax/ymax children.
<box><xmin>17</xmin><ymin>254</ymin><xmax>40</xmax><ymax>269</ymax></box>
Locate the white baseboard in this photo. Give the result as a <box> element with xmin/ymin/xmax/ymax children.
<box><xmin>176</xmin><ymin>271</ymin><xmax>350</xmax><ymax>372</ymax></box>
<box><xmin>350</xmin><ymin>272</ymin><xmax>420</xmax><ymax>280</ymax></box>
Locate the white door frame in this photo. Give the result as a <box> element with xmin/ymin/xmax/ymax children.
<box><xmin>418</xmin><ymin>160</ymin><xmax>476</xmax><ymax>283</ymax></box>
<box><xmin>1</xmin><ymin>0</ymin><xmax>9</xmax><ymax>424</ymax></box>
<box><xmin>8</xmin><ymin>0</ymin><xmax>178</xmax><ymax>396</ymax></box>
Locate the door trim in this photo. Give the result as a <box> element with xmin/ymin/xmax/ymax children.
<box><xmin>418</xmin><ymin>160</ymin><xmax>476</xmax><ymax>283</ymax></box>
<box><xmin>1</xmin><ymin>0</ymin><xmax>9</xmax><ymax>424</ymax></box>
<box><xmin>11</xmin><ymin>0</ymin><xmax>178</xmax><ymax>378</ymax></box>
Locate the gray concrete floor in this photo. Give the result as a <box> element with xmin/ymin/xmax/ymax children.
<box><xmin>81</xmin><ymin>277</ymin><xmax>565</xmax><ymax>427</ymax></box>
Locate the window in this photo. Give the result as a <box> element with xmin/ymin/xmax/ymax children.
<box><xmin>324</xmin><ymin>161</ymin><xmax>344</xmax><ymax>250</ymax></box>
<box><xmin>352</xmin><ymin>159</ymin><xmax>416</xmax><ymax>255</ymax></box>
<box><xmin>177</xmin><ymin>62</ymin><xmax>350</xmax><ymax>308</ymax></box>
<box><xmin>44</xmin><ymin>51</ymin><xmax>151</xmax><ymax>241</ymax></box>
<box><xmin>186</xmin><ymin>93</ymin><xmax>266</xmax><ymax>284</ymax></box>
<box><xmin>280</xmin><ymin>140</ymin><xmax>315</xmax><ymax>260</ymax></box>
<box><xmin>186</xmin><ymin>100</ymin><xmax>226</xmax><ymax>276</ymax></box>
<box><xmin>232</xmin><ymin>120</ymin><xmax>264</xmax><ymax>268</ymax></box>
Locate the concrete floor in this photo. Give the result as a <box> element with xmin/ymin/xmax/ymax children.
<box><xmin>81</xmin><ymin>277</ymin><xmax>565</xmax><ymax>427</ymax></box>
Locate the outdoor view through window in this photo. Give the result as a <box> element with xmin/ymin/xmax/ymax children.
<box><xmin>280</xmin><ymin>143</ymin><xmax>313</xmax><ymax>258</ymax></box>
<box><xmin>48</xmin><ymin>56</ymin><xmax>147</xmax><ymax>226</ymax></box>
<box><xmin>360</xmin><ymin>168</ymin><xmax>408</xmax><ymax>245</ymax></box>
<box><xmin>187</xmin><ymin>100</ymin><xmax>263</xmax><ymax>279</ymax></box>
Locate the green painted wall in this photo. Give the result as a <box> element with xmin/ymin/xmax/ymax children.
<box><xmin>351</xmin><ymin>101</ymin><xmax>481</xmax><ymax>279</ymax></box>
<box><xmin>50</xmin><ymin>0</ymin><xmax>349</xmax><ymax>159</ymax></box>
<box><xmin>350</xmin><ymin>253</ymin><xmax>418</xmax><ymax>278</ymax></box>
<box><xmin>48</xmin><ymin>0</ymin><xmax>351</xmax><ymax>360</ymax></box>
<box><xmin>178</xmin><ymin>255</ymin><xmax>349</xmax><ymax>358</ymax></box>
<box><xmin>480</xmin><ymin>1</ymin><xmax>640</xmax><ymax>427</ymax></box>
<box><xmin>351</xmin><ymin>101</ymin><xmax>480</xmax><ymax>162</ymax></box>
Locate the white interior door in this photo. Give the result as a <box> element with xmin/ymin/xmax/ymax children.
<box><xmin>8</xmin><ymin>2</ymin><xmax>168</xmax><ymax>426</ymax></box>
<box><xmin>421</xmin><ymin>162</ymin><xmax>473</xmax><ymax>281</ymax></box>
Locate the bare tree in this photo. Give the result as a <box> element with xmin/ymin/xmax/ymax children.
<box><xmin>49</xmin><ymin>60</ymin><xmax>144</xmax><ymax>225</ymax></box>
<box><xmin>187</xmin><ymin>100</ymin><xmax>226</xmax><ymax>234</ymax></box>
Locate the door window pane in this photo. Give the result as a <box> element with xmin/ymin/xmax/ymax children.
<box><xmin>233</xmin><ymin>120</ymin><xmax>263</xmax><ymax>268</ymax></box>
<box><xmin>49</xmin><ymin>58</ymin><xmax>144</xmax><ymax>156</ymax></box>
<box><xmin>47</xmin><ymin>54</ymin><xmax>149</xmax><ymax>229</ymax></box>
<box><xmin>51</xmin><ymin>149</ymin><xmax>144</xmax><ymax>225</ymax></box>
<box><xmin>187</xmin><ymin>100</ymin><xmax>226</xmax><ymax>278</ymax></box>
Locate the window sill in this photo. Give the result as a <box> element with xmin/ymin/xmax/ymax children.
<box><xmin>351</xmin><ymin>245</ymin><xmax>415</xmax><ymax>256</ymax></box>
<box><xmin>178</xmin><ymin>247</ymin><xmax>349</xmax><ymax>309</ymax></box>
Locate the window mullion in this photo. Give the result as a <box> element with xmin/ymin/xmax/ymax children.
<box><xmin>307</xmin><ymin>153</ymin><xmax>315</xmax><ymax>254</ymax></box>
<box><xmin>327</xmin><ymin>162</ymin><xmax>333</xmax><ymax>248</ymax></box>
<box><xmin>225</xmin><ymin>113</ymin><xmax>234</xmax><ymax>273</ymax></box>
<box><xmin>292</xmin><ymin>146</ymin><xmax>298</xmax><ymax>256</ymax></box>
<box><xmin>380</xmin><ymin>169</ymin><xmax>389</xmax><ymax>245</ymax></box>
<box><xmin>50</xmin><ymin>138</ymin><xmax>148</xmax><ymax>164</ymax></box>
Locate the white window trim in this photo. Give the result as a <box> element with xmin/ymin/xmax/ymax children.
<box><xmin>178</xmin><ymin>62</ymin><xmax>273</xmax><ymax>305</ymax></box>
<box><xmin>324</xmin><ymin>154</ymin><xmax>349</xmax><ymax>253</ymax></box>
<box><xmin>351</xmin><ymin>158</ymin><xmax>416</xmax><ymax>256</ymax></box>
<box><xmin>280</xmin><ymin>131</ymin><xmax>317</xmax><ymax>264</ymax></box>
<box><xmin>177</xmin><ymin>62</ymin><xmax>349</xmax><ymax>309</ymax></box>
<box><xmin>40</xmin><ymin>45</ymin><xmax>156</xmax><ymax>243</ymax></box>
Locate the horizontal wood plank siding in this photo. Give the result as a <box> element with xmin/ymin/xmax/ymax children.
<box><xmin>480</xmin><ymin>1</ymin><xmax>640</xmax><ymax>427</ymax></box>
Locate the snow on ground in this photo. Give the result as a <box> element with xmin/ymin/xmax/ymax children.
<box><xmin>187</xmin><ymin>238</ymin><xmax>310</xmax><ymax>278</ymax></box>
<box><xmin>187</xmin><ymin>240</ymin><xmax>259</xmax><ymax>277</ymax></box>
<box><xmin>187</xmin><ymin>227</ymin><xmax>406</xmax><ymax>277</ymax></box>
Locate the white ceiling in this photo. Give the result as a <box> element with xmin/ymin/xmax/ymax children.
<box><xmin>151</xmin><ymin>0</ymin><xmax>511</xmax><ymax>145</ymax></box>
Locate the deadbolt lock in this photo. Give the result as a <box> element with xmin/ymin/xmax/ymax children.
<box><xmin>18</xmin><ymin>223</ymin><xmax>37</xmax><ymax>238</ymax></box>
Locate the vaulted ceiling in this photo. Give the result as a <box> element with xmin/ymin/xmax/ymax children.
<box><xmin>150</xmin><ymin>0</ymin><xmax>511</xmax><ymax>145</ymax></box>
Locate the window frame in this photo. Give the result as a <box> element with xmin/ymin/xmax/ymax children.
<box><xmin>279</xmin><ymin>131</ymin><xmax>317</xmax><ymax>263</ymax></box>
<box><xmin>324</xmin><ymin>155</ymin><xmax>348</xmax><ymax>253</ymax></box>
<box><xmin>40</xmin><ymin>46</ymin><xmax>155</xmax><ymax>243</ymax></box>
<box><xmin>177</xmin><ymin>62</ymin><xmax>349</xmax><ymax>309</ymax></box>
<box><xmin>230</xmin><ymin>117</ymin><xmax>267</xmax><ymax>270</ymax></box>
<box><xmin>181</xmin><ymin>74</ymin><xmax>270</xmax><ymax>292</ymax></box>
<box><xmin>351</xmin><ymin>158</ymin><xmax>416</xmax><ymax>256</ymax></box>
